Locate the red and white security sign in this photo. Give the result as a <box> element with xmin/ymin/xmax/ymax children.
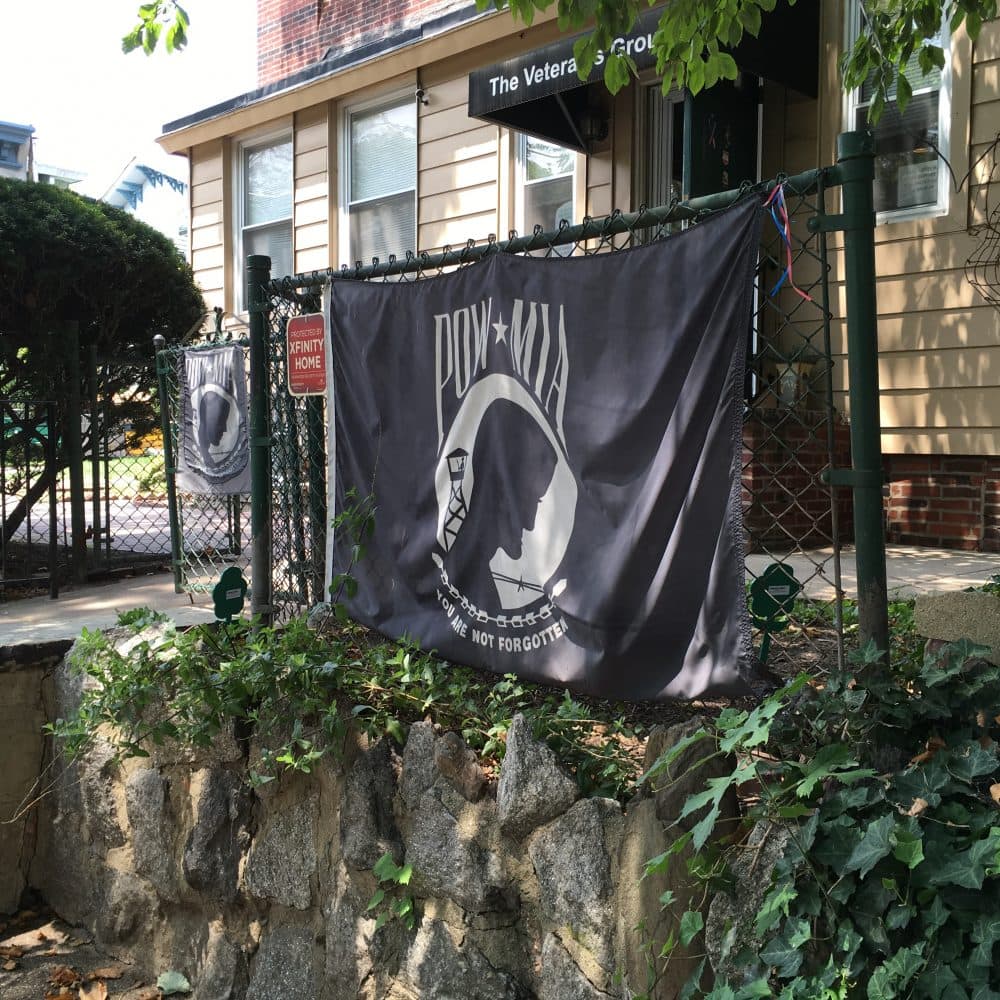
<box><xmin>286</xmin><ymin>313</ymin><xmax>327</xmax><ymax>396</ymax></box>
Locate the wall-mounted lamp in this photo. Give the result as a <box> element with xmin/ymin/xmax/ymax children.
<box><xmin>578</xmin><ymin>108</ymin><xmax>609</xmax><ymax>147</ymax></box>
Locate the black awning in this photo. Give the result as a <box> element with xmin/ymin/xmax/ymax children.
<box><xmin>468</xmin><ymin>4</ymin><xmax>818</xmax><ymax>146</ymax></box>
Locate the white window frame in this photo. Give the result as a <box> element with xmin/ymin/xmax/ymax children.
<box><xmin>233</xmin><ymin>126</ymin><xmax>293</xmax><ymax>313</ymax></box>
<box><xmin>514</xmin><ymin>133</ymin><xmax>580</xmax><ymax>246</ymax></box>
<box><xmin>339</xmin><ymin>90</ymin><xmax>417</xmax><ymax>268</ymax></box>
<box><xmin>844</xmin><ymin>2</ymin><xmax>951</xmax><ymax>225</ymax></box>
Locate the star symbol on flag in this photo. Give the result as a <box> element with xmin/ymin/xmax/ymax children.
<box><xmin>493</xmin><ymin>317</ymin><xmax>508</xmax><ymax>344</ymax></box>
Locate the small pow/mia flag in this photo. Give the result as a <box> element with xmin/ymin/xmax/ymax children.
<box><xmin>330</xmin><ymin>198</ymin><xmax>762</xmax><ymax>701</ymax></box>
<box><xmin>177</xmin><ymin>345</ymin><xmax>251</xmax><ymax>495</ymax></box>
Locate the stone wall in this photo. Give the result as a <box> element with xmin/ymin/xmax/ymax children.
<box><xmin>16</xmin><ymin>632</ymin><xmax>720</xmax><ymax>1000</ymax></box>
<box><xmin>0</xmin><ymin>640</ymin><xmax>70</xmax><ymax>914</ymax></box>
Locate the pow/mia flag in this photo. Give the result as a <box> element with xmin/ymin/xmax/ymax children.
<box><xmin>177</xmin><ymin>345</ymin><xmax>251</xmax><ymax>495</ymax></box>
<box><xmin>329</xmin><ymin>198</ymin><xmax>762</xmax><ymax>701</ymax></box>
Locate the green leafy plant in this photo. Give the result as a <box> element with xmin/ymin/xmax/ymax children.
<box><xmin>47</xmin><ymin>613</ymin><xmax>642</xmax><ymax>798</ymax></box>
<box><xmin>641</xmin><ymin>637</ymin><xmax>1000</xmax><ymax>997</ymax></box>
<box><xmin>116</xmin><ymin>605</ymin><xmax>170</xmax><ymax>632</ymax></box>
<box><xmin>367</xmin><ymin>852</ymin><xmax>417</xmax><ymax>931</ymax></box>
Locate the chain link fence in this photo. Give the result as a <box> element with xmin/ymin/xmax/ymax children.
<box><xmin>258</xmin><ymin>170</ymin><xmax>848</xmax><ymax>670</ymax></box>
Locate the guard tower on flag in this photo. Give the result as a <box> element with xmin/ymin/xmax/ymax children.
<box><xmin>442</xmin><ymin>448</ymin><xmax>469</xmax><ymax>551</ymax></box>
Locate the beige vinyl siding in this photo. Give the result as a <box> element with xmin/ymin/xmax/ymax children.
<box><xmin>418</xmin><ymin>75</ymin><xmax>499</xmax><ymax>251</ymax></box>
<box><xmin>188</xmin><ymin>140</ymin><xmax>226</xmax><ymax>312</ymax></box>
<box><xmin>294</xmin><ymin>105</ymin><xmax>330</xmax><ymax>275</ymax></box>
<box><xmin>817</xmin><ymin>15</ymin><xmax>996</xmax><ymax>456</ymax></box>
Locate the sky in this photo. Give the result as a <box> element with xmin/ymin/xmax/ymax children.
<box><xmin>1</xmin><ymin>1</ymin><xmax>257</xmax><ymax>196</ymax></box>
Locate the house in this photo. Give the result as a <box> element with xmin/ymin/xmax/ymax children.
<box><xmin>101</xmin><ymin>148</ymin><xmax>190</xmax><ymax>256</ymax></box>
<box><xmin>0</xmin><ymin>119</ymin><xmax>85</xmax><ymax>188</ymax></box>
<box><xmin>158</xmin><ymin>1</ymin><xmax>1000</xmax><ymax>554</ymax></box>
<box><xmin>0</xmin><ymin>121</ymin><xmax>35</xmax><ymax>181</ymax></box>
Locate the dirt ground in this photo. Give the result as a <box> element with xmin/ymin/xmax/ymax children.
<box><xmin>0</xmin><ymin>906</ymin><xmax>173</xmax><ymax>1000</ymax></box>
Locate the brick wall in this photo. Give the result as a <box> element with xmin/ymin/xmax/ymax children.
<box><xmin>742</xmin><ymin>411</ymin><xmax>854</xmax><ymax>553</ymax></box>
<box><xmin>257</xmin><ymin>0</ymin><xmax>472</xmax><ymax>87</ymax></box>
<box><xmin>884</xmin><ymin>454</ymin><xmax>1000</xmax><ymax>552</ymax></box>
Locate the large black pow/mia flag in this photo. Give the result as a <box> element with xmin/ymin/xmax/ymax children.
<box><xmin>329</xmin><ymin>198</ymin><xmax>762</xmax><ymax>701</ymax></box>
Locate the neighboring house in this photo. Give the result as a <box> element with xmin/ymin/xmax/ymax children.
<box><xmin>101</xmin><ymin>150</ymin><xmax>190</xmax><ymax>256</ymax></box>
<box><xmin>0</xmin><ymin>121</ymin><xmax>35</xmax><ymax>181</ymax></box>
<box><xmin>0</xmin><ymin>119</ymin><xmax>85</xmax><ymax>188</ymax></box>
<box><xmin>158</xmin><ymin>1</ymin><xmax>1000</xmax><ymax>553</ymax></box>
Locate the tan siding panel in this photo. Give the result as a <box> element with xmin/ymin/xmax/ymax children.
<box><xmin>420</xmin><ymin>104</ymin><xmax>481</xmax><ymax>144</ymax></box>
<box><xmin>295</xmin><ymin>245</ymin><xmax>329</xmax><ymax>273</ymax></box>
<box><xmin>419</xmin><ymin>126</ymin><xmax>497</xmax><ymax>171</ymax></box>
<box><xmin>190</xmin><ymin>223</ymin><xmax>223</xmax><ymax>252</ymax></box>
<box><xmin>190</xmin><ymin>147</ymin><xmax>223</xmax><ymax>185</ymax></box>
<box><xmin>827</xmin><ymin>347</ymin><xmax>1000</xmax><ymax>392</ymax></box>
<box><xmin>878</xmin><ymin>388</ymin><xmax>1000</xmax><ymax>429</ymax></box>
<box><xmin>192</xmin><ymin>245</ymin><xmax>225</xmax><ymax>271</ymax></box>
<box><xmin>295</xmin><ymin>116</ymin><xmax>328</xmax><ymax>153</ymax></box>
<box><xmin>419</xmin><ymin>153</ymin><xmax>496</xmax><ymax>198</ymax></box>
<box><xmin>295</xmin><ymin>197</ymin><xmax>328</xmax><ymax>227</ymax></box>
<box><xmin>973</xmin><ymin>60</ymin><xmax>1000</xmax><ymax>102</ymax></box>
<box><xmin>971</xmin><ymin>98</ymin><xmax>1000</xmax><ymax>145</ymax></box>
<box><xmin>196</xmin><ymin>266</ymin><xmax>225</xmax><ymax>294</ymax></box>
<box><xmin>587</xmin><ymin>182</ymin><xmax>612</xmax><ymax>219</ymax></box>
<box><xmin>295</xmin><ymin>220</ymin><xmax>329</xmax><ymax>251</ymax></box>
<box><xmin>191</xmin><ymin>178</ymin><xmax>223</xmax><ymax>208</ymax></box>
<box><xmin>826</xmin><ymin>307</ymin><xmax>1000</xmax><ymax>354</ymax></box>
<box><xmin>295</xmin><ymin>173</ymin><xmax>327</xmax><ymax>202</ymax></box>
<box><xmin>295</xmin><ymin>146</ymin><xmax>327</xmax><ymax>178</ymax></box>
<box><xmin>588</xmin><ymin>152</ymin><xmax>612</xmax><ymax>189</ymax></box>
<box><xmin>833</xmin><ymin>269</ymin><xmax>982</xmax><ymax>315</ymax></box>
<box><xmin>420</xmin><ymin>182</ymin><xmax>497</xmax><ymax>225</ymax></box>
<box><xmin>200</xmin><ymin>287</ymin><xmax>225</xmax><ymax>312</ymax></box>
<box><xmin>975</xmin><ymin>19</ymin><xmax>1000</xmax><ymax>62</ymax></box>
<box><xmin>192</xmin><ymin>202</ymin><xmax>223</xmax><ymax>228</ymax></box>
<box><xmin>853</xmin><ymin>231</ymin><xmax>981</xmax><ymax>277</ymax></box>
<box><xmin>419</xmin><ymin>210</ymin><xmax>498</xmax><ymax>250</ymax></box>
<box><xmin>880</xmin><ymin>430</ymin><xmax>1000</xmax><ymax>454</ymax></box>
<box><xmin>419</xmin><ymin>76</ymin><xmax>471</xmax><ymax>113</ymax></box>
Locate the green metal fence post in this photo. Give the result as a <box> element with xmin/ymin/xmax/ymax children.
<box><xmin>153</xmin><ymin>334</ymin><xmax>184</xmax><ymax>593</ymax></box>
<box><xmin>248</xmin><ymin>255</ymin><xmax>273</xmax><ymax>624</ymax></box>
<box><xmin>834</xmin><ymin>130</ymin><xmax>889</xmax><ymax>657</ymax></box>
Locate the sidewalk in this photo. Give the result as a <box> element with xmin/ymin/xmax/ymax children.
<box><xmin>0</xmin><ymin>571</ymin><xmax>216</xmax><ymax>647</ymax></box>
<box><xmin>1</xmin><ymin>545</ymin><xmax>999</xmax><ymax>647</ymax></box>
<box><xmin>746</xmin><ymin>544</ymin><xmax>1000</xmax><ymax>602</ymax></box>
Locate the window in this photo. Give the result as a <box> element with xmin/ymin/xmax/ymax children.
<box><xmin>343</xmin><ymin>95</ymin><xmax>416</xmax><ymax>266</ymax></box>
<box><xmin>847</xmin><ymin>4</ymin><xmax>950</xmax><ymax>221</ymax></box>
<box><xmin>237</xmin><ymin>133</ymin><xmax>292</xmax><ymax>308</ymax></box>
<box><xmin>0</xmin><ymin>140</ymin><xmax>19</xmax><ymax>166</ymax></box>
<box><xmin>516</xmin><ymin>135</ymin><xmax>577</xmax><ymax>240</ymax></box>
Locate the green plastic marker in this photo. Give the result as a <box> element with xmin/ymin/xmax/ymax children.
<box><xmin>213</xmin><ymin>566</ymin><xmax>248</xmax><ymax>624</ymax></box>
<box><xmin>748</xmin><ymin>563</ymin><xmax>802</xmax><ymax>666</ymax></box>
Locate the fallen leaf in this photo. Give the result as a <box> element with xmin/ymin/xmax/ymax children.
<box><xmin>991</xmin><ymin>783</ymin><xmax>1000</xmax><ymax>805</ymax></box>
<box><xmin>910</xmin><ymin>737</ymin><xmax>946</xmax><ymax>766</ymax></box>
<box><xmin>45</xmin><ymin>990</ymin><xmax>74</xmax><ymax>1000</ymax></box>
<box><xmin>49</xmin><ymin>965</ymin><xmax>83</xmax><ymax>987</ymax></box>
<box><xmin>3</xmin><ymin>959</ymin><xmax>17</xmax><ymax>971</ymax></box>
<box><xmin>907</xmin><ymin>797</ymin><xmax>929</xmax><ymax>817</ymax></box>
<box><xmin>89</xmin><ymin>966</ymin><xmax>125</xmax><ymax>981</ymax></box>
<box><xmin>157</xmin><ymin>969</ymin><xmax>192</xmax><ymax>995</ymax></box>
<box><xmin>0</xmin><ymin>945</ymin><xmax>24</xmax><ymax>959</ymax></box>
<box><xmin>128</xmin><ymin>988</ymin><xmax>161</xmax><ymax>1000</ymax></box>
<box><xmin>79</xmin><ymin>981</ymin><xmax>109</xmax><ymax>1000</ymax></box>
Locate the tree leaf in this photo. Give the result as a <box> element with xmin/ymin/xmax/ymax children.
<box><xmin>844</xmin><ymin>814</ymin><xmax>895</xmax><ymax>879</ymax></box>
<box><xmin>679</xmin><ymin>909</ymin><xmax>704</xmax><ymax>946</ymax></box>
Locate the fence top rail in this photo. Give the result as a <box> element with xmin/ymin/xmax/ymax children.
<box><xmin>265</xmin><ymin>165</ymin><xmax>830</xmax><ymax>294</ymax></box>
